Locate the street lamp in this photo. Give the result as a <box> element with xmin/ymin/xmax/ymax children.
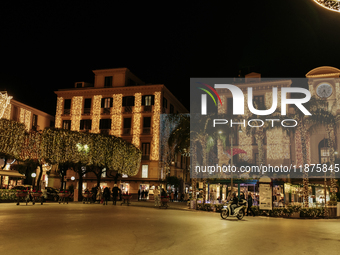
<box><xmin>31</xmin><ymin>173</ymin><xmax>36</xmax><ymax>190</ymax></box>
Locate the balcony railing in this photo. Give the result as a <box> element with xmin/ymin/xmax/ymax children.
<box><xmin>100</xmin><ymin>129</ymin><xmax>110</xmax><ymax>135</ymax></box>
<box><xmin>123</xmin><ymin>128</ymin><xmax>131</xmax><ymax>135</ymax></box>
<box><xmin>102</xmin><ymin>108</ymin><xmax>111</xmax><ymax>115</ymax></box>
<box><xmin>63</xmin><ymin>109</ymin><xmax>70</xmax><ymax>115</ymax></box>
<box><xmin>142</xmin><ymin>155</ymin><xmax>150</xmax><ymax>160</ymax></box>
<box><xmin>142</xmin><ymin>127</ymin><xmax>151</xmax><ymax>134</ymax></box>
<box><xmin>83</xmin><ymin>108</ymin><xmax>91</xmax><ymax>115</ymax></box>
<box><xmin>143</xmin><ymin>106</ymin><xmax>152</xmax><ymax>113</ymax></box>
<box><xmin>124</xmin><ymin>106</ymin><xmax>133</xmax><ymax>113</ymax></box>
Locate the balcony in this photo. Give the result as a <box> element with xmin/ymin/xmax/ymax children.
<box><xmin>100</xmin><ymin>129</ymin><xmax>110</xmax><ymax>135</ymax></box>
<box><xmin>83</xmin><ymin>108</ymin><xmax>91</xmax><ymax>115</ymax></box>
<box><xmin>124</xmin><ymin>106</ymin><xmax>133</xmax><ymax>113</ymax></box>
<box><xmin>63</xmin><ymin>109</ymin><xmax>70</xmax><ymax>115</ymax></box>
<box><xmin>142</xmin><ymin>127</ymin><xmax>151</xmax><ymax>135</ymax></box>
<box><xmin>143</xmin><ymin>106</ymin><xmax>152</xmax><ymax>113</ymax></box>
<box><xmin>142</xmin><ymin>155</ymin><xmax>150</xmax><ymax>160</ymax></box>
<box><xmin>123</xmin><ymin>128</ymin><xmax>131</xmax><ymax>135</ymax></box>
<box><xmin>102</xmin><ymin>108</ymin><xmax>111</xmax><ymax>115</ymax></box>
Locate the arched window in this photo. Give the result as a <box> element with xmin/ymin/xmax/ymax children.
<box><xmin>318</xmin><ymin>139</ymin><xmax>330</xmax><ymax>164</ymax></box>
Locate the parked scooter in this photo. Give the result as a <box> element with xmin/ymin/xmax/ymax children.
<box><xmin>220</xmin><ymin>198</ymin><xmax>247</xmax><ymax>220</ymax></box>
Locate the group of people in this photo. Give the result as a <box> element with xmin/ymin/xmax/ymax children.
<box><xmin>230</xmin><ymin>192</ymin><xmax>255</xmax><ymax>216</ymax></box>
<box><xmin>89</xmin><ymin>184</ymin><xmax>122</xmax><ymax>205</ymax></box>
<box><xmin>137</xmin><ymin>189</ymin><xmax>149</xmax><ymax>201</ymax></box>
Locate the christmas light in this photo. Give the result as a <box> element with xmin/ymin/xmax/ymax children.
<box><xmin>0</xmin><ymin>92</ymin><xmax>12</xmax><ymax>119</ymax></box>
<box><xmin>3</xmin><ymin>103</ymin><xmax>11</xmax><ymax>120</ymax></box>
<box><xmin>111</xmin><ymin>94</ymin><xmax>122</xmax><ymax>137</ymax></box>
<box><xmin>71</xmin><ymin>96</ymin><xmax>83</xmax><ymax>131</ymax></box>
<box><xmin>92</xmin><ymin>95</ymin><xmax>102</xmax><ymax>133</ymax></box>
<box><xmin>313</xmin><ymin>0</ymin><xmax>340</xmax><ymax>13</ymax></box>
<box><xmin>267</xmin><ymin>129</ymin><xmax>290</xmax><ymax>160</ymax></box>
<box><xmin>151</xmin><ymin>92</ymin><xmax>161</xmax><ymax>160</ymax></box>
<box><xmin>55</xmin><ymin>97</ymin><xmax>64</xmax><ymax>128</ymax></box>
<box><xmin>132</xmin><ymin>93</ymin><xmax>142</xmax><ymax>147</ymax></box>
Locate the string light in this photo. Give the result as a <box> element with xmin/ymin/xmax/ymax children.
<box><xmin>313</xmin><ymin>0</ymin><xmax>340</xmax><ymax>13</ymax></box>
<box><xmin>132</xmin><ymin>93</ymin><xmax>141</xmax><ymax>147</ymax></box>
<box><xmin>71</xmin><ymin>96</ymin><xmax>83</xmax><ymax>131</ymax></box>
<box><xmin>3</xmin><ymin>103</ymin><xmax>11</xmax><ymax>120</ymax></box>
<box><xmin>55</xmin><ymin>97</ymin><xmax>64</xmax><ymax>128</ymax></box>
<box><xmin>151</xmin><ymin>91</ymin><xmax>161</xmax><ymax>160</ymax></box>
<box><xmin>111</xmin><ymin>94</ymin><xmax>122</xmax><ymax>137</ymax></box>
<box><xmin>92</xmin><ymin>95</ymin><xmax>102</xmax><ymax>133</ymax></box>
<box><xmin>267</xmin><ymin>129</ymin><xmax>290</xmax><ymax>160</ymax></box>
<box><xmin>0</xmin><ymin>92</ymin><xmax>12</xmax><ymax>119</ymax></box>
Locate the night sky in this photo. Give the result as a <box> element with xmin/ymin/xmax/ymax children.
<box><xmin>1</xmin><ymin>1</ymin><xmax>340</xmax><ymax>115</ymax></box>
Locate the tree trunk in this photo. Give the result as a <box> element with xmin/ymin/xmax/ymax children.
<box><xmin>77</xmin><ymin>166</ymin><xmax>83</xmax><ymax>201</ymax></box>
<box><xmin>299</xmin><ymin>124</ymin><xmax>309</xmax><ymax>208</ymax></box>
<box><xmin>37</xmin><ymin>164</ymin><xmax>43</xmax><ymax>190</ymax></box>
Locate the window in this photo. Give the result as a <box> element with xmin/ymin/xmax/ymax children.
<box><xmin>80</xmin><ymin>119</ymin><xmax>92</xmax><ymax>130</ymax></box>
<box><xmin>143</xmin><ymin>117</ymin><xmax>151</xmax><ymax>134</ymax></box>
<box><xmin>32</xmin><ymin>114</ymin><xmax>38</xmax><ymax>128</ymax></box>
<box><xmin>163</xmin><ymin>97</ymin><xmax>168</xmax><ymax>109</ymax></box>
<box><xmin>76</xmin><ymin>82</ymin><xmax>83</xmax><ymax>88</ymax></box>
<box><xmin>253</xmin><ymin>95</ymin><xmax>264</xmax><ymax>109</ymax></box>
<box><xmin>142</xmin><ymin>165</ymin><xmax>148</xmax><ymax>178</ymax></box>
<box><xmin>142</xmin><ymin>143</ymin><xmax>150</xmax><ymax>160</ymax></box>
<box><xmin>101</xmin><ymin>97</ymin><xmax>113</xmax><ymax>108</ymax></box>
<box><xmin>122</xmin><ymin>96</ymin><xmax>135</xmax><ymax>106</ymax></box>
<box><xmin>84</xmin><ymin>98</ymin><xmax>92</xmax><ymax>114</ymax></box>
<box><xmin>142</xmin><ymin>95</ymin><xmax>155</xmax><ymax>106</ymax></box>
<box><xmin>104</xmin><ymin>76</ymin><xmax>113</xmax><ymax>87</ymax></box>
<box><xmin>12</xmin><ymin>106</ymin><xmax>19</xmax><ymax>121</ymax></box>
<box><xmin>99</xmin><ymin>119</ymin><xmax>111</xmax><ymax>130</ymax></box>
<box><xmin>64</xmin><ymin>99</ymin><xmax>71</xmax><ymax>114</ymax></box>
<box><xmin>123</xmin><ymin>118</ymin><xmax>132</xmax><ymax>134</ymax></box>
<box><xmin>319</xmin><ymin>139</ymin><xmax>331</xmax><ymax>164</ymax></box>
<box><xmin>170</xmin><ymin>104</ymin><xmax>174</xmax><ymax>114</ymax></box>
<box><xmin>63</xmin><ymin>120</ymin><xmax>71</xmax><ymax>130</ymax></box>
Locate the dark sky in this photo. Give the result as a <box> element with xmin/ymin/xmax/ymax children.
<box><xmin>1</xmin><ymin>1</ymin><xmax>340</xmax><ymax>115</ymax></box>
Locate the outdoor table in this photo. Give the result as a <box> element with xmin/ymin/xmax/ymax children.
<box><xmin>121</xmin><ymin>195</ymin><xmax>132</xmax><ymax>206</ymax></box>
<box><xmin>16</xmin><ymin>191</ymin><xmax>30</xmax><ymax>205</ymax></box>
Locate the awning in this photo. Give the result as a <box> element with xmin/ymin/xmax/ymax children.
<box><xmin>0</xmin><ymin>170</ymin><xmax>26</xmax><ymax>179</ymax></box>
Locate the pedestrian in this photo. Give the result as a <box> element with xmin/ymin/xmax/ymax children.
<box><xmin>161</xmin><ymin>188</ymin><xmax>166</xmax><ymax>197</ymax></box>
<box><xmin>96</xmin><ymin>186</ymin><xmax>102</xmax><ymax>203</ymax></box>
<box><xmin>91</xmin><ymin>185</ymin><xmax>97</xmax><ymax>203</ymax></box>
<box><xmin>174</xmin><ymin>190</ymin><xmax>178</xmax><ymax>202</ymax></box>
<box><xmin>103</xmin><ymin>187</ymin><xmax>110</xmax><ymax>205</ymax></box>
<box><xmin>170</xmin><ymin>191</ymin><xmax>174</xmax><ymax>202</ymax></box>
<box><xmin>154</xmin><ymin>186</ymin><xmax>160</xmax><ymax>206</ymax></box>
<box><xmin>145</xmin><ymin>189</ymin><xmax>149</xmax><ymax>200</ymax></box>
<box><xmin>112</xmin><ymin>184</ymin><xmax>119</xmax><ymax>205</ymax></box>
<box><xmin>247</xmin><ymin>193</ymin><xmax>255</xmax><ymax>217</ymax></box>
<box><xmin>118</xmin><ymin>187</ymin><xmax>122</xmax><ymax>201</ymax></box>
<box><xmin>141</xmin><ymin>190</ymin><xmax>145</xmax><ymax>200</ymax></box>
<box><xmin>138</xmin><ymin>189</ymin><xmax>141</xmax><ymax>201</ymax></box>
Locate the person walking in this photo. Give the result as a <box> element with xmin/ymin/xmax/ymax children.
<box><xmin>103</xmin><ymin>187</ymin><xmax>110</xmax><ymax>205</ymax></box>
<box><xmin>170</xmin><ymin>191</ymin><xmax>174</xmax><ymax>202</ymax></box>
<box><xmin>154</xmin><ymin>186</ymin><xmax>160</xmax><ymax>207</ymax></box>
<box><xmin>112</xmin><ymin>184</ymin><xmax>119</xmax><ymax>205</ymax></box>
<box><xmin>91</xmin><ymin>185</ymin><xmax>97</xmax><ymax>203</ymax></box>
<box><xmin>138</xmin><ymin>189</ymin><xmax>141</xmax><ymax>201</ymax></box>
<box><xmin>141</xmin><ymin>190</ymin><xmax>145</xmax><ymax>201</ymax></box>
<box><xmin>96</xmin><ymin>186</ymin><xmax>102</xmax><ymax>203</ymax></box>
<box><xmin>247</xmin><ymin>193</ymin><xmax>255</xmax><ymax>217</ymax></box>
<box><xmin>174</xmin><ymin>190</ymin><xmax>178</xmax><ymax>202</ymax></box>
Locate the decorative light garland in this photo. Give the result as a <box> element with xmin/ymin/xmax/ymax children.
<box><xmin>267</xmin><ymin>129</ymin><xmax>290</xmax><ymax>160</ymax></box>
<box><xmin>0</xmin><ymin>92</ymin><xmax>12</xmax><ymax>119</ymax></box>
<box><xmin>71</xmin><ymin>96</ymin><xmax>83</xmax><ymax>131</ymax></box>
<box><xmin>91</xmin><ymin>95</ymin><xmax>102</xmax><ymax>133</ymax></box>
<box><xmin>111</xmin><ymin>94</ymin><xmax>122</xmax><ymax>137</ymax></box>
<box><xmin>313</xmin><ymin>0</ymin><xmax>340</xmax><ymax>13</ymax></box>
<box><xmin>132</xmin><ymin>93</ymin><xmax>141</xmax><ymax>147</ymax></box>
<box><xmin>151</xmin><ymin>92</ymin><xmax>161</xmax><ymax>161</ymax></box>
<box><xmin>3</xmin><ymin>103</ymin><xmax>11</xmax><ymax>120</ymax></box>
<box><xmin>55</xmin><ymin>97</ymin><xmax>64</xmax><ymax>128</ymax></box>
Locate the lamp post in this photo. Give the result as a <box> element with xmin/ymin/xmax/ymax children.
<box><xmin>31</xmin><ymin>173</ymin><xmax>36</xmax><ymax>190</ymax></box>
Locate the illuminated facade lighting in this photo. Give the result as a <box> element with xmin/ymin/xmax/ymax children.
<box><xmin>0</xmin><ymin>92</ymin><xmax>13</xmax><ymax>119</ymax></box>
<box><xmin>111</xmin><ymin>94</ymin><xmax>122</xmax><ymax>137</ymax></box>
<box><xmin>3</xmin><ymin>103</ymin><xmax>11</xmax><ymax>120</ymax></box>
<box><xmin>313</xmin><ymin>0</ymin><xmax>340</xmax><ymax>13</ymax></box>
<box><xmin>55</xmin><ymin>97</ymin><xmax>64</xmax><ymax>128</ymax></box>
<box><xmin>151</xmin><ymin>92</ymin><xmax>161</xmax><ymax>161</ymax></box>
<box><xmin>132</xmin><ymin>93</ymin><xmax>142</xmax><ymax>147</ymax></box>
<box><xmin>71</xmin><ymin>96</ymin><xmax>83</xmax><ymax>131</ymax></box>
<box><xmin>92</xmin><ymin>95</ymin><xmax>102</xmax><ymax>133</ymax></box>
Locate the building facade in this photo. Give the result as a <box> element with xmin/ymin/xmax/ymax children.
<box><xmin>0</xmin><ymin>93</ymin><xmax>55</xmax><ymax>188</ymax></box>
<box><xmin>54</xmin><ymin>68</ymin><xmax>188</xmax><ymax>197</ymax></box>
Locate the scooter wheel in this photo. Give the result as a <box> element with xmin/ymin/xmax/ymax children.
<box><xmin>237</xmin><ymin>209</ymin><xmax>245</xmax><ymax>220</ymax></box>
<box><xmin>221</xmin><ymin>209</ymin><xmax>229</xmax><ymax>219</ymax></box>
